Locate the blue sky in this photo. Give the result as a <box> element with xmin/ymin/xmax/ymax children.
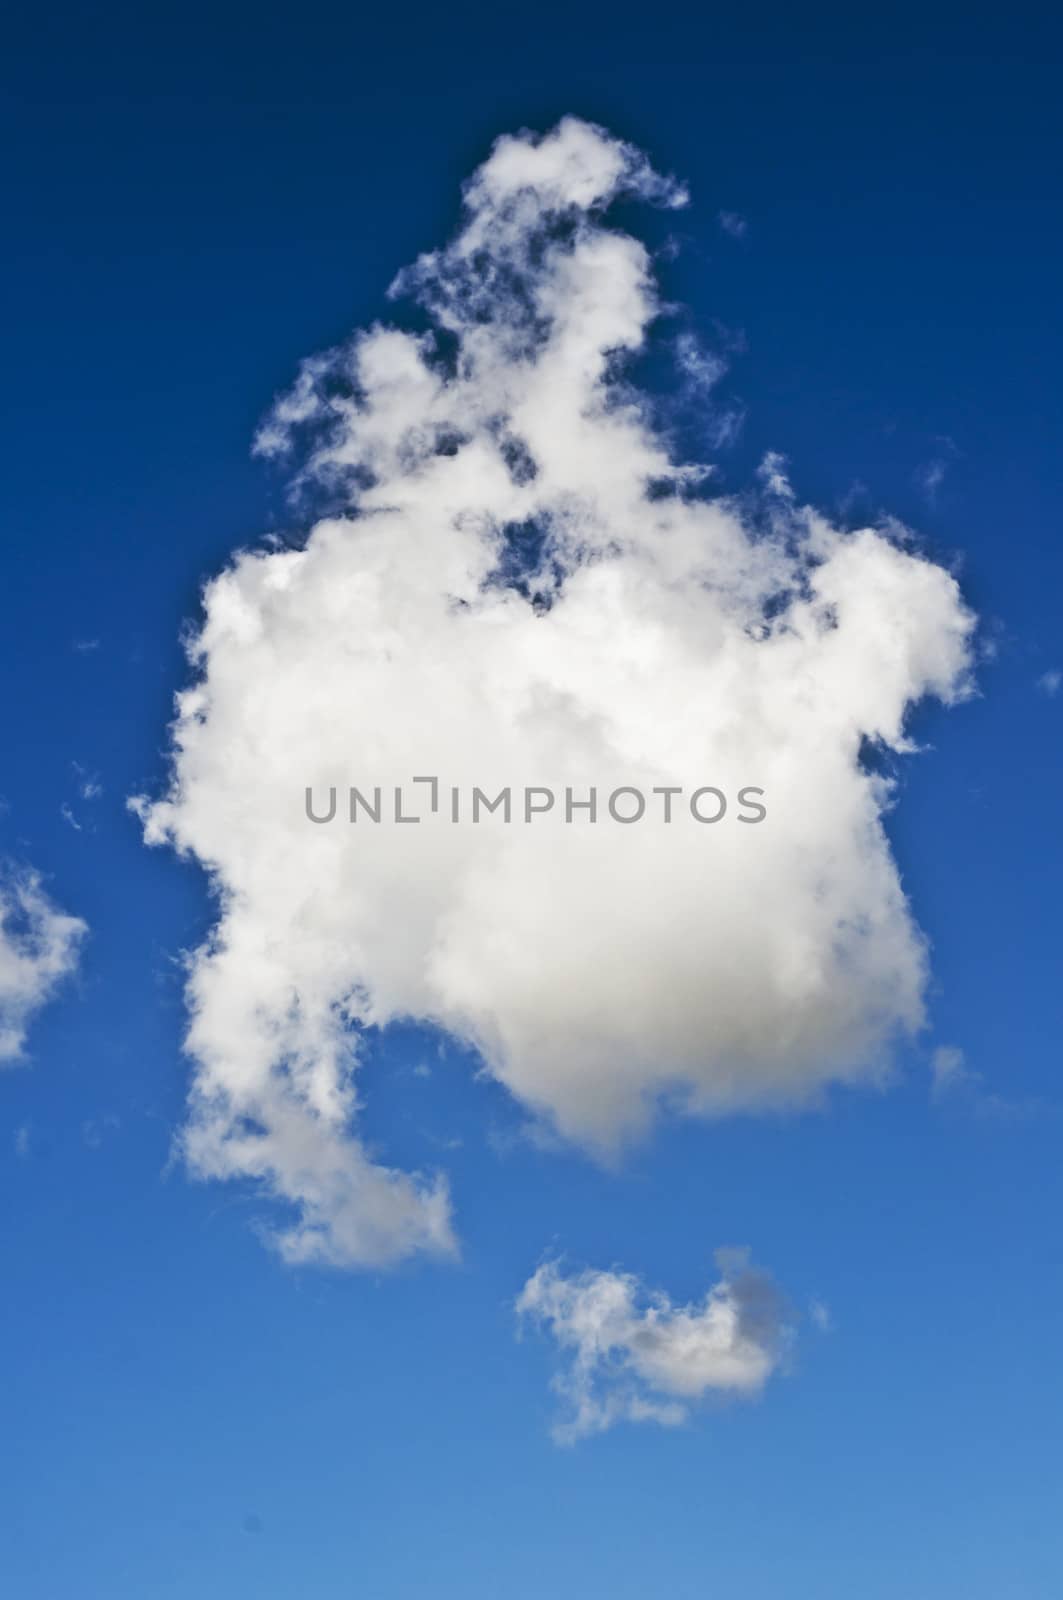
<box><xmin>2</xmin><ymin>5</ymin><xmax>1062</xmax><ymax>1597</ymax></box>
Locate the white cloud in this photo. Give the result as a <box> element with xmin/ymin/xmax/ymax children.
<box><xmin>516</xmin><ymin>1250</ymin><xmax>792</xmax><ymax>1442</ymax></box>
<box><xmin>137</xmin><ymin>117</ymin><xmax>975</xmax><ymax>1269</ymax></box>
<box><xmin>1037</xmin><ymin>669</ymin><xmax>1061</xmax><ymax>697</ymax></box>
<box><xmin>0</xmin><ymin>869</ymin><xmax>86</xmax><ymax>1063</ymax></box>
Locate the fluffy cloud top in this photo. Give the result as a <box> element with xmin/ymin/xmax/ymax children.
<box><xmin>0</xmin><ymin>869</ymin><xmax>85</xmax><ymax>1062</ymax></box>
<box><xmin>517</xmin><ymin>1251</ymin><xmax>791</xmax><ymax>1441</ymax></box>
<box><xmin>138</xmin><ymin>117</ymin><xmax>975</xmax><ymax>1267</ymax></box>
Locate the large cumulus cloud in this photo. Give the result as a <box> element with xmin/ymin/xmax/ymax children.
<box><xmin>137</xmin><ymin>117</ymin><xmax>975</xmax><ymax>1267</ymax></box>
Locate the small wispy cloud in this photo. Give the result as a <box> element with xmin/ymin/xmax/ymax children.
<box><xmin>63</xmin><ymin>764</ymin><xmax>104</xmax><ymax>831</ymax></box>
<box><xmin>930</xmin><ymin>1045</ymin><xmax>1048</xmax><ymax>1122</ymax></box>
<box><xmin>1036</xmin><ymin>669</ymin><xmax>1061</xmax><ymax>697</ymax></box>
<box><xmin>72</xmin><ymin>763</ymin><xmax>103</xmax><ymax>802</ymax></box>
<box><xmin>673</xmin><ymin>332</ymin><xmax>745</xmax><ymax>449</ymax></box>
<box><xmin>809</xmin><ymin>1298</ymin><xmax>833</xmax><ymax>1333</ymax></box>
<box><xmin>717</xmin><ymin>209</ymin><xmax>748</xmax><ymax>240</ymax></box>
<box><xmin>675</xmin><ymin>331</ymin><xmax>727</xmax><ymax>393</ymax></box>
<box><xmin>517</xmin><ymin>1249</ymin><xmax>792</xmax><ymax>1443</ymax></box>
<box><xmin>930</xmin><ymin>1044</ymin><xmax>972</xmax><ymax>1100</ymax></box>
<box><xmin>0</xmin><ymin>868</ymin><xmax>86</xmax><ymax>1063</ymax></box>
<box><xmin>915</xmin><ymin>436</ymin><xmax>960</xmax><ymax>506</ymax></box>
<box><xmin>83</xmin><ymin>1113</ymin><xmax>121</xmax><ymax>1150</ymax></box>
<box><xmin>757</xmin><ymin>449</ymin><xmax>795</xmax><ymax>500</ymax></box>
<box><xmin>917</xmin><ymin>460</ymin><xmax>948</xmax><ymax>501</ymax></box>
